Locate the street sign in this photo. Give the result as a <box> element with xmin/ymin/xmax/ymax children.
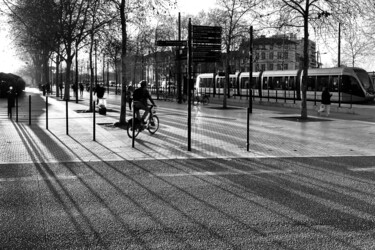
<box><xmin>156</xmin><ymin>40</ymin><xmax>187</xmax><ymax>47</ymax></box>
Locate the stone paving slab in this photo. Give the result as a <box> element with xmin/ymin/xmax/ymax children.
<box><xmin>1</xmin><ymin>88</ymin><xmax>375</xmax><ymax>164</ymax></box>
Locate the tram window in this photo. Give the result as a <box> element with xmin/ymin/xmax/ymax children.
<box><xmin>240</xmin><ymin>77</ymin><xmax>248</xmax><ymax>89</ymax></box>
<box><xmin>230</xmin><ymin>77</ymin><xmax>236</xmax><ymax>88</ymax></box>
<box><xmin>273</xmin><ymin>77</ymin><xmax>283</xmax><ymax>89</ymax></box>
<box><xmin>217</xmin><ymin>78</ymin><xmax>224</xmax><ymax>88</ymax></box>
<box><xmin>252</xmin><ymin>77</ymin><xmax>258</xmax><ymax>88</ymax></box>
<box><xmin>200</xmin><ymin>78</ymin><xmax>212</xmax><ymax>88</ymax></box>
<box><xmin>307</xmin><ymin>76</ymin><xmax>316</xmax><ymax>90</ymax></box>
<box><xmin>263</xmin><ymin>79</ymin><xmax>268</xmax><ymax>89</ymax></box>
<box><xmin>330</xmin><ymin>76</ymin><xmax>339</xmax><ymax>92</ymax></box>
<box><xmin>316</xmin><ymin>76</ymin><xmax>329</xmax><ymax>91</ymax></box>
<box><xmin>288</xmin><ymin>77</ymin><xmax>295</xmax><ymax>90</ymax></box>
<box><xmin>342</xmin><ymin>75</ymin><xmax>363</xmax><ymax>96</ymax></box>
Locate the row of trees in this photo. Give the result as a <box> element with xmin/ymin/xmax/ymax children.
<box><xmin>2</xmin><ymin>0</ymin><xmax>375</xmax><ymax>121</ymax></box>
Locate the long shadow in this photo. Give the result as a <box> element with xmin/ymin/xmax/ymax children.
<box><xmin>64</xmin><ymin>136</ymin><xmax>262</xmax><ymax>248</ymax></box>
<box><xmin>184</xmin><ymin>158</ymin><xmax>367</xmax><ymax>249</ymax></box>
<box><xmin>48</xmin><ymin>134</ymin><xmax>197</xmax><ymax>249</ymax></box>
<box><xmin>208</xmin><ymin>157</ymin><xmax>373</xmax><ymax>248</ymax></box>
<box><xmin>13</xmin><ymin>123</ymin><xmax>107</xmax><ymax>248</ymax></box>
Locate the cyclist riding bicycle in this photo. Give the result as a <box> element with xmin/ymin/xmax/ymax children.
<box><xmin>132</xmin><ymin>80</ymin><xmax>156</xmax><ymax>125</ymax></box>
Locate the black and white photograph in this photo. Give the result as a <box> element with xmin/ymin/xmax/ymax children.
<box><xmin>1</xmin><ymin>0</ymin><xmax>375</xmax><ymax>249</ymax></box>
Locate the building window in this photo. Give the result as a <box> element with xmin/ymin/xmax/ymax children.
<box><xmin>277</xmin><ymin>52</ymin><xmax>283</xmax><ymax>59</ymax></box>
<box><xmin>268</xmin><ymin>64</ymin><xmax>273</xmax><ymax>70</ymax></box>
<box><xmin>269</xmin><ymin>52</ymin><xmax>274</xmax><ymax>60</ymax></box>
<box><xmin>261</xmin><ymin>64</ymin><xmax>266</xmax><ymax>71</ymax></box>
<box><xmin>284</xmin><ymin>52</ymin><xmax>288</xmax><ymax>59</ymax></box>
<box><xmin>261</xmin><ymin>52</ymin><xmax>266</xmax><ymax>60</ymax></box>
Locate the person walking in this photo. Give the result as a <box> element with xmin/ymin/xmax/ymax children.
<box><xmin>318</xmin><ymin>87</ymin><xmax>332</xmax><ymax>116</ymax></box>
<box><xmin>7</xmin><ymin>86</ymin><xmax>15</xmax><ymax>119</ymax></box>
<box><xmin>126</xmin><ymin>86</ymin><xmax>134</xmax><ymax>111</ymax></box>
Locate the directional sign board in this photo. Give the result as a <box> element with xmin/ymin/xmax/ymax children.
<box><xmin>192</xmin><ymin>25</ymin><xmax>222</xmax><ymax>63</ymax></box>
<box><xmin>156</xmin><ymin>40</ymin><xmax>187</xmax><ymax>47</ymax></box>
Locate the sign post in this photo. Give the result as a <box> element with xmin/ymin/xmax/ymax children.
<box><xmin>157</xmin><ymin>21</ymin><xmax>222</xmax><ymax>152</ymax></box>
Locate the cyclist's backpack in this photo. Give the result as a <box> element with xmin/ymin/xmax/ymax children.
<box><xmin>132</xmin><ymin>88</ymin><xmax>143</xmax><ymax>101</ymax></box>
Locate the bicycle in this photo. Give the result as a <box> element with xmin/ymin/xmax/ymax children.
<box><xmin>127</xmin><ymin>105</ymin><xmax>159</xmax><ymax>138</ymax></box>
<box><xmin>193</xmin><ymin>93</ymin><xmax>210</xmax><ymax>105</ymax></box>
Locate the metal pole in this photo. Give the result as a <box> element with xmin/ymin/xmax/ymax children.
<box><xmin>338</xmin><ymin>23</ymin><xmax>341</xmax><ymax>67</ymax></box>
<box><xmin>29</xmin><ymin>95</ymin><xmax>31</xmax><ymax>125</ymax></box>
<box><xmin>93</xmin><ymin>101</ymin><xmax>96</xmax><ymax>141</ymax></box>
<box><xmin>66</xmin><ymin>99</ymin><xmax>68</xmax><ymax>135</ymax></box>
<box><xmin>16</xmin><ymin>94</ymin><xmax>18</xmax><ymax>122</ymax></box>
<box><xmin>247</xmin><ymin>26</ymin><xmax>253</xmax><ymax>152</ymax></box>
<box><xmin>187</xmin><ymin>18</ymin><xmax>192</xmax><ymax>151</ymax></box>
<box><xmin>46</xmin><ymin>96</ymin><xmax>48</xmax><ymax>130</ymax></box>
<box><xmin>132</xmin><ymin>107</ymin><xmax>135</xmax><ymax>147</ymax></box>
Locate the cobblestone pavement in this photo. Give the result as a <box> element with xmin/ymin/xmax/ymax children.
<box><xmin>1</xmin><ymin>88</ymin><xmax>375</xmax><ymax>164</ymax></box>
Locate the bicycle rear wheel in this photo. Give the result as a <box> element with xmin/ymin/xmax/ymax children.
<box><xmin>148</xmin><ymin>115</ymin><xmax>159</xmax><ymax>134</ymax></box>
<box><xmin>127</xmin><ymin>119</ymin><xmax>140</xmax><ymax>138</ymax></box>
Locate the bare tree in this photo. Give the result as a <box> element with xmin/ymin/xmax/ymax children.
<box><xmin>210</xmin><ymin>0</ymin><xmax>260</xmax><ymax>108</ymax></box>
<box><xmin>109</xmin><ymin>0</ymin><xmax>176</xmax><ymax>125</ymax></box>
<box><xmin>4</xmin><ymin>0</ymin><xmax>59</xmax><ymax>88</ymax></box>
<box><xmin>271</xmin><ymin>0</ymin><xmax>359</xmax><ymax>119</ymax></box>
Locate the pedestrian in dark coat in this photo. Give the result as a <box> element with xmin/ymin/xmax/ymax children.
<box><xmin>318</xmin><ymin>87</ymin><xmax>332</xmax><ymax>116</ymax></box>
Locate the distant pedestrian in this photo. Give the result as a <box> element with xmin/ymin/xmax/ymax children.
<box><xmin>46</xmin><ymin>82</ymin><xmax>51</xmax><ymax>94</ymax></box>
<box><xmin>42</xmin><ymin>84</ymin><xmax>46</xmax><ymax>96</ymax></box>
<box><xmin>318</xmin><ymin>87</ymin><xmax>332</xmax><ymax>116</ymax></box>
<box><xmin>126</xmin><ymin>86</ymin><xmax>134</xmax><ymax>111</ymax></box>
<box><xmin>7</xmin><ymin>86</ymin><xmax>15</xmax><ymax>119</ymax></box>
<box><xmin>79</xmin><ymin>83</ymin><xmax>84</xmax><ymax>97</ymax></box>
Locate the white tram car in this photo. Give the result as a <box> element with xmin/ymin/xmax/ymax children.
<box><xmin>195</xmin><ymin>67</ymin><xmax>375</xmax><ymax>103</ymax></box>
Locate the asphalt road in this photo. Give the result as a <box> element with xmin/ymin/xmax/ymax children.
<box><xmin>2</xmin><ymin>157</ymin><xmax>375</xmax><ymax>249</ymax></box>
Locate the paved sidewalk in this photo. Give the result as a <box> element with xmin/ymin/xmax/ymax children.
<box><xmin>1</xmin><ymin>88</ymin><xmax>375</xmax><ymax>164</ymax></box>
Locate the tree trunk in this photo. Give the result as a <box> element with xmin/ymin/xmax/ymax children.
<box><xmin>65</xmin><ymin>57</ymin><xmax>72</xmax><ymax>101</ymax></box>
<box><xmin>119</xmin><ymin>0</ymin><xmax>127</xmax><ymax>125</ymax></box>
<box><xmin>301</xmin><ymin>1</ymin><xmax>309</xmax><ymax>119</ymax></box>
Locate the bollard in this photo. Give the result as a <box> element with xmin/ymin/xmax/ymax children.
<box><xmin>93</xmin><ymin>101</ymin><xmax>96</xmax><ymax>141</ymax></box>
<box><xmin>29</xmin><ymin>95</ymin><xmax>31</xmax><ymax>125</ymax></box>
<box><xmin>16</xmin><ymin>94</ymin><xmax>18</xmax><ymax>122</ymax></box>
<box><xmin>46</xmin><ymin>96</ymin><xmax>48</xmax><ymax>130</ymax></box>
<box><xmin>132</xmin><ymin>105</ymin><xmax>135</xmax><ymax>148</ymax></box>
<box><xmin>66</xmin><ymin>99</ymin><xmax>68</xmax><ymax>135</ymax></box>
<box><xmin>249</xmin><ymin>89</ymin><xmax>253</xmax><ymax>114</ymax></box>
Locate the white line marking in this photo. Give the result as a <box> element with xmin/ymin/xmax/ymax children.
<box><xmin>0</xmin><ymin>174</ymin><xmax>81</xmax><ymax>182</ymax></box>
<box><xmin>155</xmin><ymin>169</ymin><xmax>292</xmax><ymax>177</ymax></box>
<box><xmin>349</xmin><ymin>167</ymin><xmax>375</xmax><ymax>172</ymax></box>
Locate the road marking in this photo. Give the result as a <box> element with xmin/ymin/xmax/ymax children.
<box><xmin>349</xmin><ymin>167</ymin><xmax>375</xmax><ymax>172</ymax></box>
<box><xmin>155</xmin><ymin>169</ymin><xmax>292</xmax><ymax>177</ymax></box>
<box><xmin>0</xmin><ymin>174</ymin><xmax>82</xmax><ymax>182</ymax></box>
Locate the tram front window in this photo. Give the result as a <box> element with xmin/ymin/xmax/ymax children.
<box><xmin>353</xmin><ymin>69</ymin><xmax>374</xmax><ymax>93</ymax></box>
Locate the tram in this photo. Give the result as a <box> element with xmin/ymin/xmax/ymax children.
<box><xmin>195</xmin><ymin>67</ymin><xmax>375</xmax><ymax>103</ymax></box>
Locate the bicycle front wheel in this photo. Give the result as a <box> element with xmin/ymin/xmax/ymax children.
<box><xmin>127</xmin><ymin>121</ymin><xmax>140</xmax><ymax>138</ymax></box>
<box><xmin>148</xmin><ymin>115</ymin><xmax>159</xmax><ymax>134</ymax></box>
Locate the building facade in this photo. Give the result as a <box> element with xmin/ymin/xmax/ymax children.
<box><xmin>234</xmin><ymin>33</ymin><xmax>317</xmax><ymax>73</ymax></box>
